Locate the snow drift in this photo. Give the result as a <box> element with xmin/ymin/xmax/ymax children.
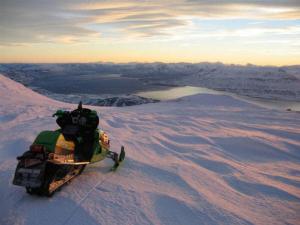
<box><xmin>0</xmin><ymin>74</ymin><xmax>299</xmax><ymax>225</ymax></box>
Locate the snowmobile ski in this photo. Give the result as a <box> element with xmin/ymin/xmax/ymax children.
<box><xmin>110</xmin><ymin>146</ymin><xmax>125</xmax><ymax>171</ymax></box>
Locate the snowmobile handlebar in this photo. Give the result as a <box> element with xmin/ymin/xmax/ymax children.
<box><xmin>52</xmin><ymin>110</ymin><xmax>67</xmax><ymax>117</ymax></box>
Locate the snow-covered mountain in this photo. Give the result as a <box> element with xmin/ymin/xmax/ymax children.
<box><xmin>32</xmin><ymin>88</ymin><xmax>160</xmax><ymax>107</ymax></box>
<box><xmin>0</xmin><ymin>74</ymin><xmax>300</xmax><ymax>225</ymax></box>
<box><xmin>1</xmin><ymin>63</ymin><xmax>300</xmax><ymax>104</ymax></box>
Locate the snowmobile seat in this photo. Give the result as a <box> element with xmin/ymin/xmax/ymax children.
<box><xmin>61</xmin><ymin>124</ymin><xmax>80</xmax><ymax>141</ymax></box>
<box><xmin>53</xmin><ymin>102</ymin><xmax>100</xmax><ymax>162</ymax></box>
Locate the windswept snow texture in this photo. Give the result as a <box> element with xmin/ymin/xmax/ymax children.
<box><xmin>0</xmin><ymin>74</ymin><xmax>300</xmax><ymax>225</ymax></box>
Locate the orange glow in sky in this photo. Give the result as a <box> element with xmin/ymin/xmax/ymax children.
<box><xmin>1</xmin><ymin>0</ymin><xmax>300</xmax><ymax>65</ymax></box>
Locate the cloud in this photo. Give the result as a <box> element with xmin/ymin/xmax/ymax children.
<box><xmin>1</xmin><ymin>0</ymin><xmax>300</xmax><ymax>45</ymax></box>
<box><xmin>71</xmin><ymin>0</ymin><xmax>300</xmax><ymax>37</ymax></box>
<box><xmin>0</xmin><ymin>0</ymin><xmax>99</xmax><ymax>45</ymax></box>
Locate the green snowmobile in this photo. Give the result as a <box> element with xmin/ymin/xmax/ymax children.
<box><xmin>13</xmin><ymin>102</ymin><xmax>125</xmax><ymax>197</ymax></box>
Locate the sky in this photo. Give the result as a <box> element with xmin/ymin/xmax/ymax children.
<box><xmin>1</xmin><ymin>0</ymin><xmax>300</xmax><ymax>65</ymax></box>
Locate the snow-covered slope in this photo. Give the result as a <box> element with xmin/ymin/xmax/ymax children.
<box><xmin>0</xmin><ymin>74</ymin><xmax>300</xmax><ymax>225</ymax></box>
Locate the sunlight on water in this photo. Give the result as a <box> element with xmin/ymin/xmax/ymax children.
<box><xmin>137</xmin><ymin>86</ymin><xmax>300</xmax><ymax>111</ymax></box>
<box><xmin>137</xmin><ymin>86</ymin><xmax>220</xmax><ymax>100</ymax></box>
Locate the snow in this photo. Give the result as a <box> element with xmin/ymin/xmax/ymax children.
<box><xmin>1</xmin><ymin>63</ymin><xmax>300</xmax><ymax>102</ymax></box>
<box><xmin>0</xmin><ymin>74</ymin><xmax>300</xmax><ymax>225</ymax></box>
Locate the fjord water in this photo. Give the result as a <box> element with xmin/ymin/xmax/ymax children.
<box><xmin>137</xmin><ymin>86</ymin><xmax>300</xmax><ymax>111</ymax></box>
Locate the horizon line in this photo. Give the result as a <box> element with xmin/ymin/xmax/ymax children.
<box><xmin>1</xmin><ymin>61</ymin><xmax>299</xmax><ymax>67</ymax></box>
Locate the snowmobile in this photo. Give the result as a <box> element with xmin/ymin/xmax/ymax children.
<box><xmin>12</xmin><ymin>102</ymin><xmax>125</xmax><ymax>197</ymax></box>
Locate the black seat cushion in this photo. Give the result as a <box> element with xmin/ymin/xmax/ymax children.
<box><xmin>62</xmin><ymin>124</ymin><xmax>80</xmax><ymax>140</ymax></box>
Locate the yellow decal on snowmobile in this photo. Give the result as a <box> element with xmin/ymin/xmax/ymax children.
<box><xmin>99</xmin><ymin>130</ymin><xmax>110</xmax><ymax>146</ymax></box>
<box><xmin>49</xmin><ymin>134</ymin><xmax>76</xmax><ymax>163</ymax></box>
<box><xmin>55</xmin><ymin>134</ymin><xmax>75</xmax><ymax>154</ymax></box>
